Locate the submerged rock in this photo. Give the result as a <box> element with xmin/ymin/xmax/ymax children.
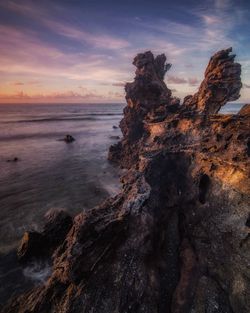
<box><xmin>6</xmin><ymin>157</ymin><xmax>19</xmax><ymax>163</ymax></box>
<box><xmin>3</xmin><ymin>49</ymin><xmax>250</xmax><ymax>313</ymax></box>
<box><xmin>64</xmin><ymin>134</ymin><xmax>75</xmax><ymax>143</ymax></box>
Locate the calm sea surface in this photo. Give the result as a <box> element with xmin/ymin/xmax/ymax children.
<box><xmin>0</xmin><ymin>101</ymin><xmax>244</xmax><ymax>306</ymax></box>
<box><xmin>0</xmin><ymin>103</ymin><xmax>124</xmax><ymax>254</ymax></box>
<box><xmin>0</xmin><ymin>102</ymin><xmax>244</xmax><ymax>252</ymax></box>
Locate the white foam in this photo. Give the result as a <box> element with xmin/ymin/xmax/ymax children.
<box><xmin>23</xmin><ymin>261</ymin><xmax>51</xmax><ymax>283</ymax></box>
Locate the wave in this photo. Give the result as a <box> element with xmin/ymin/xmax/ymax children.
<box><xmin>2</xmin><ymin>113</ymin><xmax>123</xmax><ymax>124</ymax></box>
<box><xmin>0</xmin><ymin>131</ymin><xmax>78</xmax><ymax>142</ymax></box>
<box><xmin>4</xmin><ymin>117</ymin><xmax>100</xmax><ymax>123</ymax></box>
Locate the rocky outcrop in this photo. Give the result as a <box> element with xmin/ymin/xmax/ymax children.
<box><xmin>2</xmin><ymin>48</ymin><xmax>249</xmax><ymax>313</ymax></box>
<box><xmin>17</xmin><ymin>209</ymin><xmax>73</xmax><ymax>263</ymax></box>
<box><xmin>64</xmin><ymin>134</ymin><xmax>75</xmax><ymax>143</ymax></box>
<box><xmin>108</xmin><ymin>50</ymin><xmax>179</xmax><ymax>167</ymax></box>
<box><xmin>183</xmin><ymin>47</ymin><xmax>242</xmax><ymax>114</ymax></box>
<box><xmin>6</xmin><ymin>157</ymin><xmax>19</xmax><ymax>163</ymax></box>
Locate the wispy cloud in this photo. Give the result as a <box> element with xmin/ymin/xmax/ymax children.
<box><xmin>108</xmin><ymin>91</ymin><xmax>124</xmax><ymax>98</ymax></box>
<box><xmin>0</xmin><ymin>25</ymin><xmax>130</xmax><ymax>85</ymax></box>
<box><xmin>167</xmin><ymin>75</ymin><xmax>199</xmax><ymax>86</ymax></box>
<box><xmin>0</xmin><ymin>0</ymin><xmax>249</xmax><ymax>102</ymax></box>
<box><xmin>188</xmin><ymin>77</ymin><xmax>199</xmax><ymax>86</ymax></box>
<box><xmin>130</xmin><ymin>0</ymin><xmax>244</xmax><ymax>56</ymax></box>
<box><xmin>44</xmin><ymin>20</ymin><xmax>130</xmax><ymax>50</ymax></box>
<box><xmin>167</xmin><ymin>76</ymin><xmax>187</xmax><ymax>84</ymax></box>
<box><xmin>1</xmin><ymin>1</ymin><xmax>130</xmax><ymax>51</ymax></box>
<box><xmin>28</xmin><ymin>80</ymin><xmax>42</xmax><ymax>85</ymax></box>
<box><xmin>214</xmin><ymin>0</ymin><xmax>232</xmax><ymax>10</ymax></box>
<box><xmin>11</xmin><ymin>80</ymin><xmax>42</xmax><ymax>86</ymax></box>
<box><xmin>12</xmin><ymin>81</ymin><xmax>24</xmax><ymax>86</ymax></box>
<box><xmin>112</xmin><ymin>82</ymin><xmax>125</xmax><ymax>87</ymax></box>
<box><xmin>0</xmin><ymin>88</ymin><xmax>122</xmax><ymax>103</ymax></box>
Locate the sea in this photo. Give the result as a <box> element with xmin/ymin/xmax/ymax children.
<box><xmin>0</xmin><ymin>101</ymin><xmax>245</xmax><ymax>306</ymax></box>
<box><xmin>0</xmin><ymin>102</ymin><xmax>124</xmax><ymax>306</ymax></box>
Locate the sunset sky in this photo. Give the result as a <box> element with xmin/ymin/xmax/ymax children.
<box><xmin>0</xmin><ymin>0</ymin><xmax>250</xmax><ymax>103</ymax></box>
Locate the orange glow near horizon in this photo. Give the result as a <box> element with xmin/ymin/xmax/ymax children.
<box><xmin>0</xmin><ymin>0</ymin><xmax>250</xmax><ymax>104</ymax></box>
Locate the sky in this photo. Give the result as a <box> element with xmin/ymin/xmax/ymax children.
<box><xmin>0</xmin><ymin>0</ymin><xmax>250</xmax><ymax>103</ymax></box>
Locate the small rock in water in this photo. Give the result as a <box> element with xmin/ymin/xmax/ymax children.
<box><xmin>110</xmin><ymin>136</ymin><xmax>120</xmax><ymax>140</ymax></box>
<box><xmin>64</xmin><ymin>134</ymin><xmax>75</xmax><ymax>143</ymax></box>
<box><xmin>112</xmin><ymin>125</ymin><xmax>118</xmax><ymax>129</ymax></box>
<box><xmin>7</xmin><ymin>157</ymin><xmax>19</xmax><ymax>162</ymax></box>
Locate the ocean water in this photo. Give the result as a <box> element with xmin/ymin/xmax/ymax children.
<box><xmin>0</xmin><ymin>103</ymin><xmax>124</xmax><ymax>255</ymax></box>
<box><xmin>0</xmin><ymin>101</ymin><xmax>244</xmax><ymax>306</ymax></box>
<box><xmin>0</xmin><ymin>102</ymin><xmax>245</xmax><ymax>252</ymax></box>
<box><xmin>219</xmin><ymin>102</ymin><xmax>245</xmax><ymax>114</ymax></box>
<box><xmin>0</xmin><ymin>102</ymin><xmax>244</xmax><ymax>253</ymax></box>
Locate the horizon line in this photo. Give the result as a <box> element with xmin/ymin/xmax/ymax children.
<box><xmin>0</xmin><ymin>101</ymin><xmax>249</xmax><ymax>105</ymax></box>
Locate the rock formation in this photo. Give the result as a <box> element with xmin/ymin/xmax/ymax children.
<box><xmin>2</xmin><ymin>48</ymin><xmax>249</xmax><ymax>313</ymax></box>
<box><xmin>182</xmin><ymin>47</ymin><xmax>242</xmax><ymax>114</ymax></box>
<box><xmin>64</xmin><ymin>134</ymin><xmax>75</xmax><ymax>143</ymax></box>
<box><xmin>109</xmin><ymin>51</ymin><xmax>179</xmax><ymax>167</ymax></box>
<box><xmin>17</xmin><ymin>209</ymin><xmax>73</xmax><ymax>263</ymax></box>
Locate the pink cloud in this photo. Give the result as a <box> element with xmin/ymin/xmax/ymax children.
<box><xmin>167</xmin><ymin>76</ymin><xmax>187</xmax><ymax>84</ymax></box>
<box><xmin>112</xmin><ymin>82</ymin><xmax>125</xmax><ymax>87</ymax></box>
<box><xmin>28</xmin><ymin>80</ymin><xmax>42</xmax><ymax>85</ymax></box>
<box><xmin>11</xmin><ymin>80</ymin><xmax>42</xmax><ymax>86</ymax></box>
<box><xmin>167</xmin><ymin>75</ymin><xmax>199</xmax><ymax>86</ymax></box>
<box><xmin>2</xmin><ymin>2</ymin><xmax>130</xmax><ymax>51</ymax></box>
<box><xmin>12</xmin><ymin>81</ymin><xmax>25</xmax><ymax>86</ymax></box>
<box><xmin>44</xmin><ymin>21</ymin><xmax>130</xmax><ymax>50</ymax></box>
<box><xmin>185</xmin><ymin>64</ymin><xmax>194</xmax><ymax>69</ymax></box>
<box><xmin>0</xmin><ymin>86</ymin><xmax>125</xmax><ymax>103</ymax></box>
<box><xmin>108</xmin><ymin>91</ymin><xmax>124</xmax><ymax>98</ymax></box>
<box><xmin>0</xmin><ymin>25</ymin><xmax>128</xmax><ymax>84</ymax></box>
<box><xmin>188</xmin><ymin>77</ymin><xmax>199</xmax><ymax>86</ymax></box>
<box><xmin>98</xmin><ymin>82</ymin><xmax>125</xmax><ymax>87</ymax></box>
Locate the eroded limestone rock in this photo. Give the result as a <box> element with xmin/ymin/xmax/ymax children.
<box><xmin>3</xmin><ymin>49</ymin><xmax>249</xmax><ymax>313</ymax></box>
<box><xmin>183</xmin><ymin>47</ymin><xmax>242</xmax><ymax>114</ymax></box>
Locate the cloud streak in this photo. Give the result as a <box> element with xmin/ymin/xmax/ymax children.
<box><xmin>0</xmin><ymin>0</ymin><xmax>249</xmax><ymax>102</ymax></box>
<box><xmin>167</xmin><ymin>75</ymin><xmax>199</xmax><ymax>86</ymax></box>
<box><xmin>0</xmin><ymin>88</ymin><xmax>123</xmax><ymax>103</ymax></box>
<box><xmin>44</xmin><ymin>20</ymin><xmax>130</xmax><ymax>50</ymax></box>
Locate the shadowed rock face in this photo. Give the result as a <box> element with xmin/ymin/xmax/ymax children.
<box><xmin>17</xmin><ymin>209</ymin><xmax>73</xmax><ymax>263</ymax></box>
<box><xmin>2</xmin><ymin>49</ymin><xmax>249</xmax><ymax>313</ymax></box>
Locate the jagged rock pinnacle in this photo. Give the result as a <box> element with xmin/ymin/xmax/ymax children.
<box><xmin>183</xmin><ymin>47</ymin><xmax>242</xmax><ymax>114</ymax></box>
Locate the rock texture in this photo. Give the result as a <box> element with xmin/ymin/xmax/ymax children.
<box><xmin>2</xmin><ymin>48</ymin><xmax>250</xmax><ymax>313</ymax></box>
<box><xmin>109</xmin><ymin>50</ymin><xmax>179</xmax><ymax>167</ymax></box>
<box><xmin>183</xmin><ymin>47</ymin><xmax>242</xmax><ymax>114</ymax></box>
<box><xmin>17</xmin><ymin>209</ymin><xmax>73</xmax><ymax>263</ymax></box>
